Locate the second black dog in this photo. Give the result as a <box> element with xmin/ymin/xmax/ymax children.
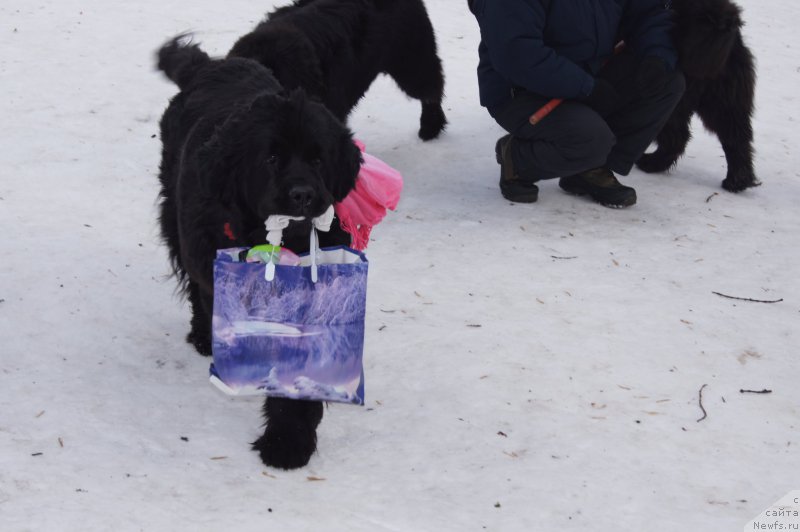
<box><xmin>636</xmin><ymin>0</ymin><xmax>759</xmax><ymax>192</ymax></box>
<box><xmin>228</xmin><ymin>0</ymin><xmax>447</xmax><ymax>141</ymax></box>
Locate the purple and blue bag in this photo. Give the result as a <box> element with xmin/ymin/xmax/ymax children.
<box><xmin>210</xmin><ymin>243</ymin><xmax>368</xmax><ymax>405</ymax></box>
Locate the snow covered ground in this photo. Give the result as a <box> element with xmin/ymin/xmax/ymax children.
<box><xmin>1</xmin><ymin>1</ymin><xmax>798</xmax><ymax>530</ymax></box>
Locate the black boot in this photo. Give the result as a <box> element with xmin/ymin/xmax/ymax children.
<box><xmin>559</xmin><ymin>167</ymin><xmax>637</xmax><ymax>208</ymax></box>
<box><xmin>496</xmin><ymin>135</ymin><xmax>539</xmax><ymax>203</ymax></box>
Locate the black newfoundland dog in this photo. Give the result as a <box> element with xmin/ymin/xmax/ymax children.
<box><xmin>228</xmin><ymin>0</ymin><xmax>447</xmax><ymax>141</ymax></box>
<box><xmin>155</xmin><ymin>36</ymin><xmax>362</xmax><ymax>469</ymax></box>
<box><xmin>637</xmin><ymin>0</ymin><xmax>759</xmax><ymax>192</ymax></box>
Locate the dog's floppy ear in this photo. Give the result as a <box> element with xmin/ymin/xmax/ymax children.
<box><xmin>194</xmin><ymin>104</ymin><xmax>265</xmax><ymax>203</ymax></box>
<box><xmin>195</xmin><ymin>116</ymin><xmax>237</xmax><ymax>198</ymax></box>
<box><xmin>328</xmin><ymin>132</ymin><xmax>363</xmax><ymax>202</ymax></box>
<box><xmin>175</xmin><ymin>109</ymin><xmax>253</xmax><ymax>248</ymax></box>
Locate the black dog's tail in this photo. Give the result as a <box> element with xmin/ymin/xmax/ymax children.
<box><xmin>156</xmin><ymin>34</ymin><xmax>211</xmax><ymax>90</ymax></box>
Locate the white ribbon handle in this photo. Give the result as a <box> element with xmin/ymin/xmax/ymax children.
<box><xmin>309</xmin><ymin>206</ymin><xmax>334</xmax><ymax>283</ymax></box>
<box><xmin>263</xmin><ymin>206</ymin><xmax>334</xmax><ymax>283</ymax></box>
<box><xmin>263</xmin><ymin>214</ymin><xmax>303</xmax><ymax>281</ymax></box>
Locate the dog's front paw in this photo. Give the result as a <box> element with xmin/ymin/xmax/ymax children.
<box><xmin>636</xmin><ymin>151</ymin><xmax>676</xmax><ymax>174</ymax></box>
<box><xmin>186</xmin><ymin>329</ymin><xmax>211</xmax><ymax>356</ymax></box>
<box><xmin>722</xmin><ymin>173</ymin><xmax>761</xmax><ymax>192</ymax></box>
<box><xmin>252</xmin><ymin>423</ymin><xmax>318</xmax><ymax>470</ymax></box>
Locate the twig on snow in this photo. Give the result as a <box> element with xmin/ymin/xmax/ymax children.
<box><xmin>739</xmin><ymin>389</ymin><xmax>772</xmax><ymax>394</ymax></box>
<box><xmin>696</xmin><ymin>384</ymin><xmax>708</xmax><ymax>423</ymax></box>
<box><xmin>712</xmin><ymin>291</ymin><xmax>783</xmax><ymax>304</ymax></box>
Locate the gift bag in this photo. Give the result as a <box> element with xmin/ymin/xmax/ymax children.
<box><xmin>209</xmin><ymin>210</ymin><xmax>368</xmax><ymax>405</ymax></box>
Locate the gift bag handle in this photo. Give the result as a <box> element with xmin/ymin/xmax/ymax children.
<box><xmin>263</xmin><ymin>205</ymin><xmax>335</xmax><ymax>283</ymax></box>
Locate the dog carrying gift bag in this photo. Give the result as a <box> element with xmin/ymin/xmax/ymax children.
<box><xmin>210</xmin><ymin>210</ymin><xmax>368</xmax><ymax>405</ymax></box>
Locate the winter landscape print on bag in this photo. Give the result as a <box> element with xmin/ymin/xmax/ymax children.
<box><xmin>211</xmin><ymin>248</ymin><xmax>368</xmax><ymax>404</ymax></box>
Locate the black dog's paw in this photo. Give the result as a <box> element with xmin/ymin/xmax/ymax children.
<box><xmin>636</xmin><ymin>151</ymin><xmax>676</xmax><ymax>174</ymax></box>
<box><xmin>252</xmin><ymin>423</ymin><xmax>317</xmax><ymax>469</ymax></box>
<box><xmin>722</xmin><ymin>173</ymin><xmax>761</xmax><ymax>193</ymax></box>
<box><xmin>418</xmin><ymin>103</ymin><xmax>446</xmax><ymax>141</ymax></box>
<box><xmin>186</xmin><ymin>329</ymin><xmax>211</xmax><ymax>356</ymax></box>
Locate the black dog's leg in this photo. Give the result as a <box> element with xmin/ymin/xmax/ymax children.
<box><xmin>718</xmin><ymin>135</ymin><xmax>759</xmax><ymax>192</ymax></box>
<box><xmin>253</xmin><ymin>397</ymin><xmax>323</xmax><ymax>469</ymax></box>
<box><xmin>636</xmin><ymin>97</ymin><xmax>695</xmax><ymax>174</ymax></box>
<box><xmin>250</xmin><ymin>221</ymin><xmax>345</xmax><ymax>469</ymax></box>
<box><xmin>385</xmin><ymin>25</ymin><xmax>446</xmax><ymax>140</ymax></box>
<box><xmin>418</xmin><ymin>101</ymin><xmax>448</xmax><ymax>142</ymax></box>
<box><xmin>389</xmin><ymin>61</ymin><xmax>446</xmax><ymax>141</ymax></box>
<box><xmin>696</xmin><ymin>90</ymin><xmax>759</xmax><ymax>192</ymax></box>
<box><xmin>186</xmin><ymin>281</ymin><xmax>212</xmax><ymax>356</ymax></box>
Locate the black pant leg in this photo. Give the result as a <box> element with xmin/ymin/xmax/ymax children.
<box><xmin>490</xmin><ymin>91</ymin><xmax>615</xmax><ymax>181</ymax></box>
<box><xmin>599</xmin><ymin>51</ymin><xmax>687</xmax><ymax>175</ymax></box>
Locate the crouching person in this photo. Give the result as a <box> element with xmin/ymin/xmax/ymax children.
<box><xmin>467</xmin><ymin>0</ymin><xmax>685</xmax><ymax>208</ymax></box>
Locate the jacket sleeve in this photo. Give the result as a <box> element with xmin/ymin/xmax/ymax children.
<box><xmin>479</xmin><ymin>0</ymin><xmax>595</xmax><ymax>99</ymax></box>
<box><xmin>622</xmin><ymin>0</ymin><xmax>678</xmax><ymax>68</ymax></box>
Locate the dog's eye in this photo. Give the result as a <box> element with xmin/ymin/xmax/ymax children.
<box><xmin>312</xmin><ymin>158</ymin><xmax>322</xmax><ymax>167</ymax></box>
<box><xmin>267</xmin><ymin>155</ymin><xmax>280</xmax><ymax>166</ymax></box>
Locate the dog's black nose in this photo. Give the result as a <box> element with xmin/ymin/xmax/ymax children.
<box><xmin>288</xmin><ymin>184</ymin><xmax>316</xmax><ymax>210</ymax></box>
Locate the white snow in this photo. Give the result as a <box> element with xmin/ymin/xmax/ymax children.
<box><xmin>1</xmin><ymin>0</ymin><xmax>798</xmax><ymax>530</ymax></box>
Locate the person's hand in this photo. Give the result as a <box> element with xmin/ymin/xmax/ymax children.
<box><xmin>636</xmin><ymin>56</ymin><xmax>670</xmax><ymax>97</ymax></box>
<box><xmin>579</xmin><ymin>78</ymin><xmax>620</xmax><ymax>117</ymax></box>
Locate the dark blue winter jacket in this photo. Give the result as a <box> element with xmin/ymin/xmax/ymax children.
<box><xmin>469</xmin><ymin>0</ymin><xmax>677</xmax><ymax>113</ymax></box>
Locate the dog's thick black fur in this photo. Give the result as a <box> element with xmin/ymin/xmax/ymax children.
<box><xmin>637</xmin><ymin>0</ymin><xmax>758</xmax><ymax>192</ymax></box>
<box><xmin>155</xmin><ymin>36</ymin><xmax>362</xmax><ymax>469</ymax></box>
<box><xmin>228</xmin><ymin>0</ymin><xmax>447</xmax><ymax>141</ymax></box>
